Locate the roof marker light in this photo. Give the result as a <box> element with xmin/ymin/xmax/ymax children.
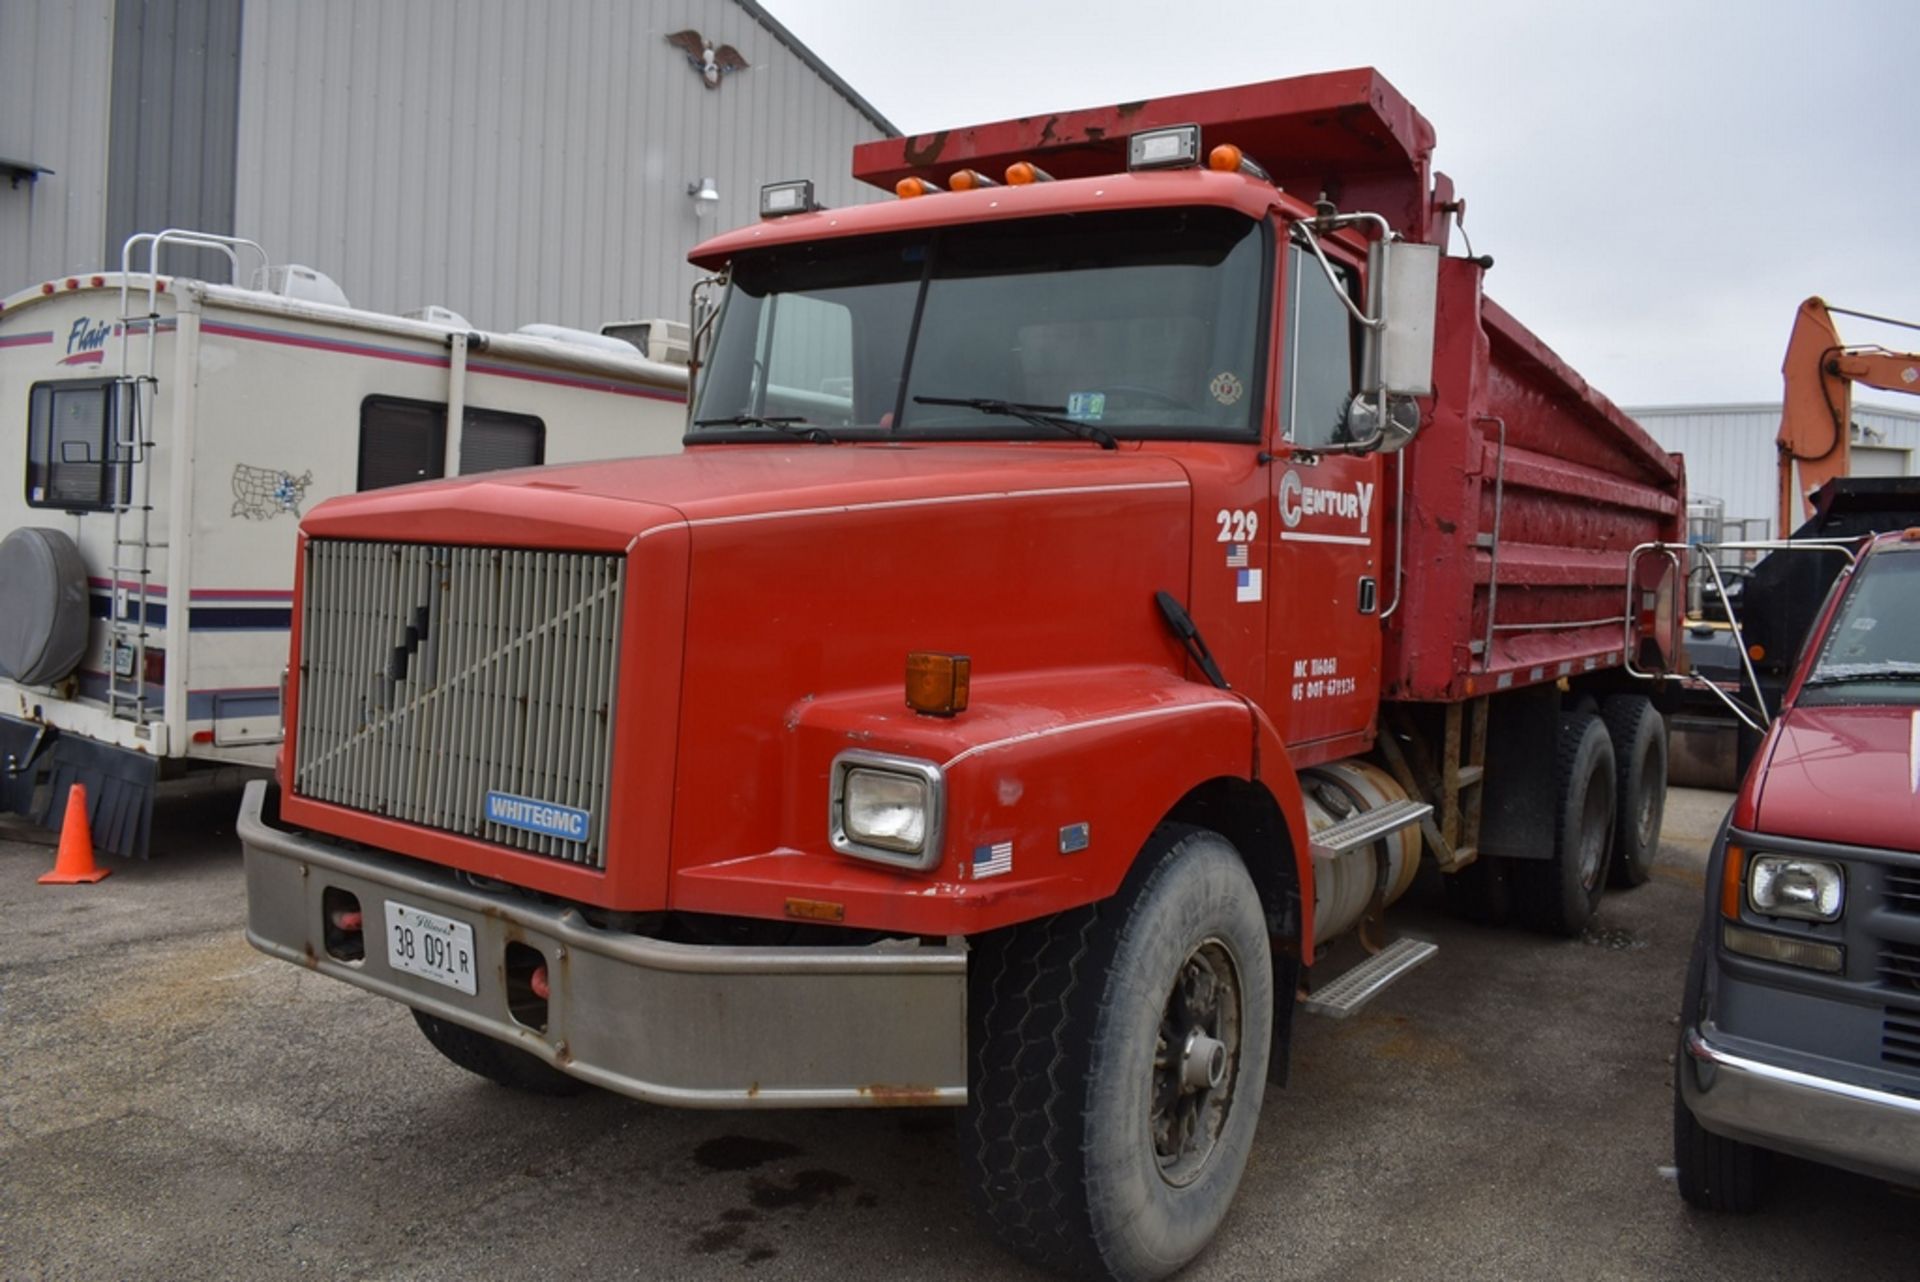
<box><xmin>949</xmin><ymin>168</ymin><xmax>998</xmax><ymax>191</ymax></box>
<box><xmin>896</xmin><ymin>176</ymin><xmax>942</xmax><ymax>199</ymax></box>
<box><xmin>1207</xmin><ymin>143</ymin><xmax>1271</xmax><ymax>182</ymax></box>
<box><xmin>1128</xmin><ymin>124</ymin><xmax>1202</xmax><ymax>170</ymax></box>
<box><xmin>1005</xmin><ymin>161</ymin><xmax>1053</xmax><ymax>185</ymax></box>
<box><xmin>760</xmin><ymin>179</ymin><xmax>820</xmax><ymax>218</ymax></box>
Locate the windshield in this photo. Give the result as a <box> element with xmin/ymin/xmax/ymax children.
<box><xmin>691</xmin><ymin>206</ymin><xmax>1269</xmax><ymax>442</ymax></box>
<box><xmin>1802</xmin><ymin>546</ymin><xmax>1920</xmax><ymax>702</ymax></box>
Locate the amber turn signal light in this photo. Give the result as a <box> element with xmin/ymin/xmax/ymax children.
<box><xmin>906</xmin><ymin>652</ymin><xmax>971</xmax><ymax>717</ymax></box>
<box><xmin>1720</xmin><ymin>843</ymin><xmax>1746</xmax><ymax>920</ymax></box>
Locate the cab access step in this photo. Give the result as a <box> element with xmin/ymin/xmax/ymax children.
<box><xmin>1301</xmin><ymin>797</ymin><xmax>1438</xmax><ymax>1019</ymax></box>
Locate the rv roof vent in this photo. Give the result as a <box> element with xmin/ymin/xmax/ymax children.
<box><xmin>600</xmin><ymin>319</ymin><xmax>691</xmax><ymax>366</ymax></box>
<box><xmin>404</xmin><ymin>304</ymin><xmax>472</xmax><ymax>329</ymax></box>
<box><xmin>515</xmin><ymin>322</ymin><xmax>645</xmax><ymax>357</ymax></box>
<box><xmin>254</xmin><ymin>264</ymin><xmax>350</xmax><ymax>309</ymax></box>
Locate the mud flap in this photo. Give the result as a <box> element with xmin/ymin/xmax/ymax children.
<box><xmin>0</xmin><ymin>716</ymin><xmax>157</xmax><ymax>858</ymax></box>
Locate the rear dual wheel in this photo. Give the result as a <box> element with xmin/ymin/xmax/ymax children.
<box><xmin>964</xmin><ymin>826</ymin><xmax>1273</xmax><ymax>1282</ymax></box>
<box><xmin>1515</xmin><ymin>712</ymin><xmax>1616</xmax><ymax>936</ymax></box>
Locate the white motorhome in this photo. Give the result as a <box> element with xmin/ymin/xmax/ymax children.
<box><xmin>0</xmin><ymin>232</ymin><xmax>687</xmax><ymax>856</ymax></box>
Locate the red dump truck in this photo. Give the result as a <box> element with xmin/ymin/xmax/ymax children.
<box><xmin>241</xmin><ymin>69</ymin><xmax>1685</xmax><ymax>1280</ymax></box>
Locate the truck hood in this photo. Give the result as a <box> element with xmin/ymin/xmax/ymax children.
<box><xmin>303</xmin><ymin>440</ymin><xmax>1191</xmax><ymax>539</ymax></box>
<box><xmin>1750</xmin><ymin>704</ymin><xmax>1920</xmax><ymax>853</ymax></box>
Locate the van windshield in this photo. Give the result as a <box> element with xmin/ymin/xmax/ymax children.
<box><xmin>691</xmin><ymin>206</ymin><xmax>1269</xmax><ymax>443</ymax></box>
<box><xmin>1801</xmin><ymin>546</ymin><xmax>1920</xmax><ymax>704</ymax></box>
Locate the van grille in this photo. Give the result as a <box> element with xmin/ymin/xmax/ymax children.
<box><xmin>1878</xmin><ymin>942</ymin><xmax>1920</xmax><ymax>993</ymax></box>
<box><xmin>1884</xmin><ymin>1010</ymin><xmax>1920</xmax><ymax>1070</ymax></box>
<box><xmin>1885</xmin><ymin>869</ymin><xmax>1920</xmax><ymax>915</ymax></box>
<box><xmin>293</xmin><ymin>539</ymin><xmax>623</xmax><ymax>866</ymax></box>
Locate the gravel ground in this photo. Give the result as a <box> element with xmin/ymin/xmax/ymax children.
<box><xmin>2</xmin><ymin>783</ymin><xmax>1917</xmax><ymax>1281</ymax></box>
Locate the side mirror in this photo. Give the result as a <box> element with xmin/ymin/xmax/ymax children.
<box><xmin>1362</xmin><ymin>240</ymin><xmax>1439</xmax><ymax>398</ymax></box>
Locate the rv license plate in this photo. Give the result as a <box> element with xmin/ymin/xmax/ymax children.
<box><xmin>384</xmin><ymin>900</ymin><xmax>478</xmax><ymax>995</ymax></box>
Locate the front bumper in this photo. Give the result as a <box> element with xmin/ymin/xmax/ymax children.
<box><xmin>1680</xmin><ymin>1026</ymin><xmax>1920</xmax><ymax>1186</ymax></box>
<box><xmin>239</xmin><ymin>781</ymin><xmax>968</xmax><ymax>1107</ymax></box>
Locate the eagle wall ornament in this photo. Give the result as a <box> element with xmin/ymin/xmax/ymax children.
<box><xmin>666</xmin><ymin>30</ymin><xmax>749</xmax><ymax>89</ymax></box>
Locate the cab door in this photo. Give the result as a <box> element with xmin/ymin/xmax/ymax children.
<box><xmin>1264</xmin><ymin>239</ymin><xmax>1385</xmax><ymax>751</ymax></box>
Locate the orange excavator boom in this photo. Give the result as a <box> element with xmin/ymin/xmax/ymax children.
<box><xmin>1777</xmin><ymin>297</ymin><xmax>1920</xmax><ymax>533</ymax></box>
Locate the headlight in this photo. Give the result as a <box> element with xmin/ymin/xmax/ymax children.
<box><xmin>829</xmin><ymin>752</ymin><xmax>944</xmax><ymax>870</ymax></box>
<box><xmin>1747</xmin><ymin>855</ymin><xmax>1844</xmax><ymax>922</ymax></box>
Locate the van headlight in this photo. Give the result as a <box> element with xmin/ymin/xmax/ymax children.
<box><xmin>1747</xmin><ymin>855</ymin><xmax>1844</xmax><ymax>922</ymax></box>
<box><xmin>830</xmin><ymin>752</ymin><xmax>944</xmax><ymax>870</ymax></box>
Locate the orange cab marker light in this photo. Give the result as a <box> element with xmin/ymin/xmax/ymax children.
<box><xmin>1721</xmin><ymin>844</ymin><xmax>1746</xmax><ymax>920</ymax></box>
<box><xmin>1904</xmin><ymin>527</ymin><xmax>1920</xmax><ymax>542</ymax></box>
<box><xmin>906</xmin><ymin>651</ymin><xmax>971</xmax><ymax>717</ymax></box>
<box><xmin>1207</xmin><ymin>143</ymin><xmax>1271</xmax><ymax>181</ymax></box>
<box><xmin>1005</xmin><ymin>161</ymin><xmax>1053</xmax><ymax>185</ymax></box>
<box><xmin>1748</xmin><ymin>643</ymin><xmax>1765</xmax><ymax>662</ymax></box>
<box><xmin>896</xmin><ymin>176</ymin><xmax>941</xmax><ymax>199</ymax></box>
<box><xmin>950</xmin><ymin>168</ymin><xmax>998</xmax><ymax>191</ymax></box>
<box><xmin>785</xmin><ymin>897</ymin><xmax>846</xmax><ymax>923</ymax></box>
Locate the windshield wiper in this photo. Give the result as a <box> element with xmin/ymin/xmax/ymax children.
<box><xmin>692</xmin><ymin>413</ymin><xmax>836</xmax><ymax>444</ymax></box>
<box><xmin>912</xmin><ymin>396</ymin><xmax>1118</xmax><ymax>450</ymax></box>
<box><xmin>1804</xmin><ymin>661</ymin><xmax>1920</xmax><ymax>687</ymax></box>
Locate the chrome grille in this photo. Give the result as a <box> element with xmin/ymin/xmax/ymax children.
<box><xmin>294</xmin><ymin>539</ymin><xmax>623</xmax><ymax>866</ymax></box>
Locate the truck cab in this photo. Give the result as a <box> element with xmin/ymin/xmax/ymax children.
<box><xmin>1675</xmin><ymin>528</ymin><xmax>1920</xmax><ymax>1206</ymax></box>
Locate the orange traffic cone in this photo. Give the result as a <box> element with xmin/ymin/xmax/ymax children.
<box><xmin>38</xmin><ymin>783</ymin><xmax>111</xmax><ymax>884</ymax></box>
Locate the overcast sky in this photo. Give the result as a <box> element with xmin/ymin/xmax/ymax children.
<box><xmin>763</xmin><ymin>0</ymin><xmax>1920</xmax><ymax>412</ymax></box>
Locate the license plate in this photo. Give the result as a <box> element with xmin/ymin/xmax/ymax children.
<box><xmin>384</xmin><ymin>900</ymin><xmax>478</xmax><ymax>995</ymax></box>
<box><xmin>111</xmin><ymin>643</ymin><xmax>136</xmax><ymax>677</ymax></box>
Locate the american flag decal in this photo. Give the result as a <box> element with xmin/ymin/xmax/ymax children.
<box><xmin>1225</xmin><ymin>543</ymin><xmax>1249</xmax><ymax>567</ymax></box>
<box><xmin>972</xmin><ymin>841</ymin><xmax>1013</xmax><ymax>879</ymax></box>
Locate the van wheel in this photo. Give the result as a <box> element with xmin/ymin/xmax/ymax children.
<box><xmin>1515</xmin><ymin>713</ymin><xmax>1615</xmax><ymax>936</ymax></box>
<box><xmin>1602</xmin><ymin>695</ymin><xmax>1667</xmax><ymax>887</ymax></box>
<box><xmin>963</xmin><ymin>826</ymin><xmax>1273</xmax><ymax>1282</ymax></box>
<box><xmin>411</xmin><ymin>1008</ymin><xmax>588</xmax><ymax>1096</ymax></box>
<box><xmin>1674</xmin><ymin>1053</ymin><xmax>1768</xmax><ymax>1210</ymax></box>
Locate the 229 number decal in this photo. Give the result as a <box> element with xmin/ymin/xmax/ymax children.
<box><xmin>1215</xmin><ymin>508</ymin><xmax>1259</xmax><ymax>543</ymax></box>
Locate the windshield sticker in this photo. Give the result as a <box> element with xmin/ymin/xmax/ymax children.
<box><xmin>1851</xmin><ymin>617</ymin><xmax>1877</xmax><ymax>630</ymax></box>
<box><xmin>1209</xmin><ymin>371</ymin><xmax>1244</xmax><ymax>406</ymax></box>
<box><xmin>1236</xmin><ymin>567</ymin><xmax>1263</xmax><ymax>603</ymax></box>
<box><xmin>1066</xmin><ymin>392</ymin><xmax>1107</xmax><ymax>420</ymax></box>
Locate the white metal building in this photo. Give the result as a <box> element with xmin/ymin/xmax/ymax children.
<box><xmin>1</xmin><ymin>0</ymin><xmax>894</xmax><ymax>331</ymax></box>
<box><xmin>1629</xmin><ymin>401</ymin><xmax>1920</xmax><ymax>538</ymax></box>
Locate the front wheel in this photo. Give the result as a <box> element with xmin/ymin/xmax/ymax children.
<box><xmin>963</xmin><ymin>826</ymin><xmax>1275</xmax><ymax>1282</ymax></box>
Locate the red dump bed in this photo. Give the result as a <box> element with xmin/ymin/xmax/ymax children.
<box><xmin>857</xmin><ymin>67</ymin><xmax>1687</xmax><ymax>704</ymax></box>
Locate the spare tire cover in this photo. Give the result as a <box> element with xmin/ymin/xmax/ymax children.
<box><xmin>0</xmin><ymin>527</ymin><xmax>91</xmax><ymax>686</ymax></box>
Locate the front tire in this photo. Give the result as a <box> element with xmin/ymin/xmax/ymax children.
<box><xmin>963</xmin><ymin>826</ymin><xmax>1275</xmax><ymax>1282</ymax></box>
<box><xmin>411</xmin><ymin>1008</ymin><xmax>588</xmax><ymax>1097</ymax></box>
<box><xmin>1515</xmin><ymin>712</ymin><xmax>1616</xmax><ymax>936</ymax></box>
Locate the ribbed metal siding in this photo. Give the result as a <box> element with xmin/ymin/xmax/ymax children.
<box><xmin>294</xmin><ymin>539</ymin><xmax>623</xmax><ymax>866</ymax></box>
<box><xmin>231</xmin><ymin>0</ymin><xmax>891</xmax><ymax>336</ymax></box>
<box><xmin>0</xmin><ymin>0</ymin><xmax>115</xmax><ymax>288</ymax></box>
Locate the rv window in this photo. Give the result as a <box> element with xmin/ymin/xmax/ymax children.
<box><xmin>458</xmin><ymin>408</ymin><xmax>545</xmax><ymax>474</ymax></box>
<box><xmin>359</xmin><ymin>396</ymin><xmax>447</xmax><ymax>490</ymax></box>
<box><xmin>26</xmin><ymin>378</ymin><xmax>126</xmax><ymax>511</ymax></box>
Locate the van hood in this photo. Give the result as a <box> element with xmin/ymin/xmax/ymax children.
<box><xmin>1751</xmin><ymin>704</ymin><xmax>1920</xmax><ymax>853</ymax></box>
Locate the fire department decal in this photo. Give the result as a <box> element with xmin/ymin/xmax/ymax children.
<box><xmin>231</xmin><ymin>464</ymin><xmax>313</xmax><ymax>520</ymax></box>
<box><xmin>1209</xmin><ymin>371</ymin><xmax>1244</xmax><ymax>405</ymax></box>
